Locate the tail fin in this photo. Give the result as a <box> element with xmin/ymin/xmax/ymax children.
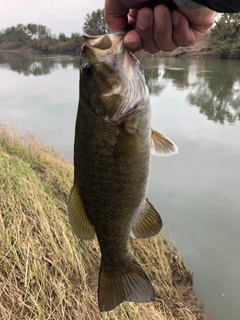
<box><xmin>98</xmin><ymin>257</ymin><xmax>155</xmax><ymax>312</ymax></box>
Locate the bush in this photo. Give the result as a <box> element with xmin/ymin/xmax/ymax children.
<box><xmin>211</xmin><ymin>13</ymin><xmax>240</xmax><ymax>58</ymax></box>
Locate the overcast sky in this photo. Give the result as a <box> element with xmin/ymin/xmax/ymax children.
<box><xmin>0</xmin><ymin>0</ymin><xmax>105</xmax><ymax>36</ymax></box>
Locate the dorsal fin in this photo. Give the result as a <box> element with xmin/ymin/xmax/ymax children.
<box><xmin>131</xmin><ymin>199</ymin><xmax>162</xmax><ymax>239</ymax></box>
<box><xmin>151</xmin><ymin>128</ymin><xmax>178</xmax><ymax>157</ymax></box>
<box><xmin>68</xmin><ymin>184</ymin><xmax>95</xmax><ymax>239</ymax></box>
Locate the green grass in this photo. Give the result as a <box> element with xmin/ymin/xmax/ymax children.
<box><xmin>0</xmin><ymin>123</ymin><xmax>207</xmax><ymax>320</ymax></box>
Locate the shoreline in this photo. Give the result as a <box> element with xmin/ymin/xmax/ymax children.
<box><xmin>0</xmin><ymin>123</ymin><xmax>213</xmax><ymax>320</ymax></box>
<box><xmin>0</xmin><ymin>38</ymin><xmax>229</xmax><ymax>59</ymax></box>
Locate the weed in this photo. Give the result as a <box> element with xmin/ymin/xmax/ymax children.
<box><xmin>0</xmin><ymin>123</ymin><xmax>208</xmax><ymax>320</ymax></box>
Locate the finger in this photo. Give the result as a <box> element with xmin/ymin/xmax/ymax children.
<box><xmin>172</xmin><ymin>8</ymin><xmax>215</xmax><ymax>46</ymax></box>
<box><xmin>172</xmin><ymin>11</ymin><xmax>196</xmax><ymax>46</ymax></box>
<box><xmin>128</xmin><ymin>8</ymin><xmax>138</xmax><ymax>22</ymax></box>
<box><xmin>135</xmin><ymin>8</ymin><xmax>160</xmax><ymax>54</ymax></box>
<box><xmin>189</xmin><ymin>8</ymin><xmax>215</xmax><ymax>34</ymax></box>
<box><xmin>128</xmin><ymin>9</ymin><xmax>138</xmax><ymax>28</ymax></box>
<box><xmin>174</xmin><ymin>5</ymin><xmax>215</xmax><ymax>34</ymax></box>
<box><xmin>122</xmin><ymin>9</ymin><xmax>140</xmax><ymax>51</ymax></box>
<box><xmin>104</xmin><ymin>0</ymin><xmax>129</xmax><ymax>32</ymax></box>
<box><xmin>124</xmin><ymin>30</ymin><xmax>142</xmax><ymax>52</ymax></box>
<box><xmin>153</xmin><ymin>5</ymin><xmax>178</xmax><ymax>52</ymax></box>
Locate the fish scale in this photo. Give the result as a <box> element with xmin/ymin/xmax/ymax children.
<box><xmin>68</xmin><ymin>31</ymin><xmax>178</xmax><ymax>312</ymax></box>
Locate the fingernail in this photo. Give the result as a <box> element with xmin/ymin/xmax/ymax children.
<box><xmin>155</xmin><ymin>10</ymin><xmax>166</xmax><ymax>27</ymax></box>
<box><xmin>172</xmin><ymin>11</ymin><xmax>179</xmax><ymax>27</ymax></box>
<box><xmin>137</xmin><ymin>11</ymin><xmax>150</xmax><ymax>29</ymax></box>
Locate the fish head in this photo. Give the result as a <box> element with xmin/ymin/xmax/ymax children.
<box><xmin>80</xmin><ymin>32</ymin><xmax>149</xmax><ymax>123</ymax></box>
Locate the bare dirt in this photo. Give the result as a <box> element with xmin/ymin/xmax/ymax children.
<box><xmin>156</xmin><ymin>36</ymin><xmax>219</xmax><ymax>59</ymax></box>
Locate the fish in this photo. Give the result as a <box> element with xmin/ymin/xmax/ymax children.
<box><xmin>68</xmin><ymin>31</ymin><xmax>178</xmax><ymax>312</ymax></box>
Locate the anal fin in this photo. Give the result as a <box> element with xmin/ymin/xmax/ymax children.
<box><xmin>98</xmin><ymin>257</ymin><xmax>155</xmax><ymax>312</ymax></box>
<box><xmin>151</xmin><ymin>128</ymin><xmax>178</xmax><ymax>157</ymax></box>
<box><xmin>68</xmin><ymin>184</ymin><xmax>95</xmax><ymax>239</ymax></box>
<box><xmin>131</xmin><ymin>199</ymin><xmax>162</xmax><ymax>239</ymax></box>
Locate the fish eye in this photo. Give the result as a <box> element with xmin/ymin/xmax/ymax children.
<box><xmin>83</xmin><ymin>63</ymin><xmax>94</xmax><ymax>75</ymax></box>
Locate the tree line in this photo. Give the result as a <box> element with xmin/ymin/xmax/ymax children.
<box><xmin>211</xmin><ymin>13</ymin><xmax>240</xmax><ymax>58</ymax></box>
<box><xmin>0</xmin><ymin>10</ymin><xmax>239</xmax><ymax>57</ymax></box>
<box><xmin>0</xmin><ymin>22</ymin><xmax>83</xmax><ymax>54</ymax></box>
<box><xmin>0</xmin><ymin>9</ymin><xmax>108</xmax><ymax>54</ymax></box>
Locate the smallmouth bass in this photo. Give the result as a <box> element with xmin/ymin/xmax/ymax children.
<box><xmin>68</xmin><ymin>31</ymin><xmax>178</xmax><ymax>312</ymax></box>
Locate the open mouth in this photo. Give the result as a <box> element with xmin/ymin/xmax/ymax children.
<box><xmin>83</xmin><ymin>32</ymin><xmax>126</xmax><ymax>51</ymax></box>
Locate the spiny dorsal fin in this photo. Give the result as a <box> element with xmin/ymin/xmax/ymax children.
<box><xmin>68</xmin><ymin>184</ymin><xmax>95</xmax><ymax>239</ymax></box>
<box><xmin>131</xmin><ymin>199</ymin><xmax>162</xmax><ymax>239</ymax></box>
<box><xmin>151</xmin><ymin>128</ymin><xmax>178</xmax><ymax>157</ymax></box>
<box><xmin>98</xmin><ymin>257</ymin><xmax>155</xmax><ymax>312</ymax></box>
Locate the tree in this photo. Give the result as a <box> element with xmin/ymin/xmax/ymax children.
<box><xmin>37</xmin><ymin>25</ymin><xmax>51</xmax><ymax>38</ymax></box>
<box><xmin>26</xmin><ymin>23</ymin><xmax>38</xmax><ymax>39</ymax></box>
<box><xmin>211</xmin><ymin>13</ymin><xmax>240</xmax><ymax>57</ymax></box>
<box><xmin>70</xmin><ymin>32</ymin><xmax>82</xmax><ymax>43</ymax></box>
<box><xmin>58</xmin><ymin>33</ymin><xmax>68</xmax><ymax>42</ymax></box>
<box><xmin>16</xmin><ymin>24</ymin><xmax>26</xmax><ymax>33</ymax></box>
<box><xmin>1</xmin><ymin>25</ymin><xmax>29</xmax><ymax>42</ymax></box>
<box><xmin>83</xmin><ymin>8</ymin><xmax>110</xmax><ymax>35</ymax></box>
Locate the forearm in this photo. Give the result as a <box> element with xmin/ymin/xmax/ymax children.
<box><xmin>174</xmin><ymin>0</ymin><xmax>240</xmax><ymax>12</ymax></box>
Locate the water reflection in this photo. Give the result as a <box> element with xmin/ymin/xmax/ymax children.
<box><xmin>139</xmin><ymin>56</ymin><xmax>240</xmax><ymax>124</ymax></box>
<box><xmin>138</xmin><ymin>55</ymin><xmax>166</xmax><ymax>96</ymax></box>
<box><xmin>1</xmin><ymin>52</ymin><xmax>240</xmax><ymax>320</ymax></box>
<box><xmin>187</xmin><ymin>60</ymin><xmax>240</xmax><ymax>124</ymax></box>
<box><xmin>1</xmin><ymin>52</ymin><xmax>240</xmax><ymax>124</ymax></box>
<box><xmin>0</xmin><ymin>53</ymin><xmax>79</xmax><ymax>76</ymax></box>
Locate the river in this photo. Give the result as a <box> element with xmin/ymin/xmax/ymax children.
<box><xmin>0</xmin><ymin>52</ymin><xmax>240</xmax><ymax>320</ymax></box>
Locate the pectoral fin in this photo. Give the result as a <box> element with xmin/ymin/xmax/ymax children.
<box><xmin>68</xmin><ymin>184</ymin><xmax>95</xmax><ymax>239</ymax></box>
<box><xmin>131</xmin><ymin>199</ymin><xmax>162</xmax><ymax>239</ymax></box>
<box><xmin>151</xmin><ymin>128</ymin><xmax>178</xmax><ymax>157</ymax></box>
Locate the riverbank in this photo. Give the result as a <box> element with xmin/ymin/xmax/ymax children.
<box><xmin>0</xmin><ymin>35</ymin><xmax>221</xmax><ymax>59</ymax></box>
<box><xmin>0</xmin><ymin>123</ymin><xmax>211</xmax><ymax>320</ymax></box>
<box><xmin>158</xmin><ymin>36</ymin><xmax>220</xmax><ymax>59</ymax></box>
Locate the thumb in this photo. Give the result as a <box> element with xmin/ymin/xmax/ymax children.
<box><xmin>104</xmin><ymin>0</ymin><xmax>129</xmax><ymax>32</ymax></box>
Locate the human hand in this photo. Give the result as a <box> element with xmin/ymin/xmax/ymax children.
<box><xmin>104</xmin><ymin>0</ymin><xmax>215</xmax><ymax>53</ymax></box>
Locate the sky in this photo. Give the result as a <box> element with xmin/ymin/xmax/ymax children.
<box><xmin>0</xmin><ymin>0</ymin><xmax>105</xmax><ymax>36</ymax></box>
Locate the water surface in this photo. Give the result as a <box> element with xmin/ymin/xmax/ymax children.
<box><xmin>1</xmin><ymin>52</ymin><xmax>240</xmax><ymax>320</ymax></box>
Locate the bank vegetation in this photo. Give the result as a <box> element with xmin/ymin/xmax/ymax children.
<box><xmin>0</xmin><ymin>123</ymin><xmax>210</xmax><ymax>319</ymax></box>
<box><xmin>0</xmin><ymin>11</ymin><xmax>240</xmax><ymax>58</ymax></box>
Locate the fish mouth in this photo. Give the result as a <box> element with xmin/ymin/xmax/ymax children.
<box><xmin>84</xmin><ymin>32</ymin><xmax>139</xmax><ymax>81</ymax></box>
<box><xmin>83</xmin><ymin>32</ymin><xmax>126</xmax><ymax>52</ymax></box>
<box><xmin>82</xmin><ymin>31</ymin><xmax>145</xmax><ymax>122</ymax></box>
<box><xmin>83</xmin><ymin>31</ymin><xmax>126</xmax><ymax>40</ymax></box>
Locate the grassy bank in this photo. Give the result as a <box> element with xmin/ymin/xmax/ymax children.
<box><xmin>0</xmin><ymin>123</ymin><xmax>209</xmax><ymax>320</ymax></box>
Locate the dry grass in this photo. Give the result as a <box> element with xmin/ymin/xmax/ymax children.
<box><xmin>0</xmin><ymin>123</ymin><xmax>207</xmax><ymax>320</ymax></box>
